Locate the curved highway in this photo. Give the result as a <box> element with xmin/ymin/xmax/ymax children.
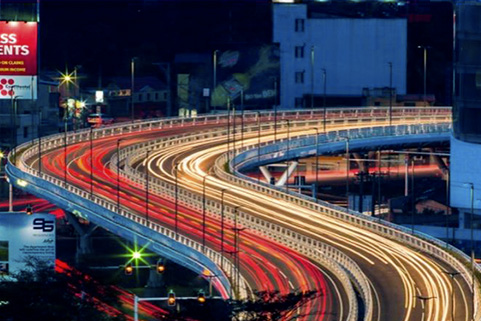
<box><xmin>10</xmin><ymin>107</ymin><xmax>477</xmax><ymax>321</ymax></box>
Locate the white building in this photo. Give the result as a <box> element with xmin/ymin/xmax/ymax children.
<box><xmin>273</xmin><ymin>3</ymin><xmax>407</xmax><ymax>109</ymax></box>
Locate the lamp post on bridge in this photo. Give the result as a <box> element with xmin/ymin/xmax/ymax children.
<box><xmin>174</xmin><ymin>161</ymin><xmax>179</xmax><ymax>239</ymax></box>
<box><xmin>202</xmin><ymin>174</ymin><xmax>209</xmax><ymax>253</ymax></box>
<box><xmin>444</xmin><ymin>271</ymin><xmax>461</xmax><ymax>321</ymax></box>
<box><xmin>311</xmin><ymin>127</ymin><xmax>320</xmax><ymax>202</ymax></box>
<box><xmin>90</xmin><ymin>127</ymin><xmax>94</xmax><ymax>199</ymax></box>
<box><xmin>145</xmin><ymin>150</ymin><xmax>152</xmax><ymax>224</ymax></box>
<box><xmin>116</xmin><ymin>138</ymin><xmax>126</xmax><ymax>213</ymax></box>
<box><xmin>220</xmin><ymin>188</ymin><xmax>227</xmax><ymax>271</ymax></box>
<box><xmin>285</xmin><ymin>119</ymin><xmax>290</xmax><ymax>194</ymax></box>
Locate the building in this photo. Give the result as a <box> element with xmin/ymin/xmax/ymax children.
<box><xmin>450</xmin><ymin>3</ymin><xmax>481</xmax><ymax>244</ymax></box>
<box><xmin>273</xmin><ymin>2</ymin><xmax>407</xmax><ymax>109</ymax></box>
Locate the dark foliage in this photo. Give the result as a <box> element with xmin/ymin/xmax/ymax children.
<box><xmin>0</xmin><ymin>258</ymin><xmax>126</xmax><ymax>321</ymax></box>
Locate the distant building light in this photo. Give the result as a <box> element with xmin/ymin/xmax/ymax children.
<box><xmin>95</xmin><ymin>90</ymin><xmax>104</xmax><ymax>103</ymax></box>
<box><xmin>272</xmin><ymin>0</ymin><xmax>296</xmax><ymax>3</ymax></box>
<box><xmin>16</xmin><ymin>179</ymin><xmax>28</xmax><ymax>187</ymax></box>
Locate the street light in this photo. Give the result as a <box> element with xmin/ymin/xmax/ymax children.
<box><xmin>145</xmin><ymin>150</ymin><xmax>151</xmax><ymax>224</ymax></box>
<box><xmin>257</xmin><ymin>112</ymin><xmax>261</xmax><ymax>183</ymax></box>
<box><xmin>464</xmin><ymin>182</ymin><xmax>475</xmax><ymax>321</ymax></box>
<box><xmin>444</xmin><ymin>271</ymin><xmax>461</xmax><ymax>321</ymax></box>
<box><xmin>202</xmin><ymin>174</ymin><xmax>209</xmax><ymax>252</ymax></box>
<box><xmin>417</xmin><ymin>45</ymin><xmax>430</xmax><ymax>106</ymax></box>
<box><xmin>322</xmin><ymin>68</ymin><xmax>327</xmax><ymax>132</ymax></box>
<box><xmin>310</xmin><ymin>46</ymin><xmax>314</xmax><ymax>109</ymax></box>
<box><xmin>273</xmin><ymin>77</ymin><xmax>278</xmax><ymax>142</ymax></box>
<box><xmin>231</xmin><ymin>206</ymin><xmax>245</xmax><ymax>298</ymax></box>
<box><xmin>89</xmin><ymin>127</ymin><xmax>94</xmax><ymax>199</ymax></box>
<box><xmin>416</xmin><ymin>295</ymin><xmax>436</xmax><ymax>321</ymax></box>
<box><xmin>226</xmin><ymin>98</ymin><xmax>231</xmax><ymax>164</ymax></box>
<box><xmin>340</xmin><ymin>136</ymin><xmax>350</xmax><ymax>209</ymax></box>
<box><xmin>131</xmin><ymin>57</ymin><xmax>137</xmax><ymax>122</ymax></box>
<box><xmin>174</xmin><ymin>161</ymin><xmax>179</xmax><ymax>239</ymax></box>
<box><xmin>311</xmin><ymin>127</ymin><xmax>320</xmax><ymax>202</ymax></box>
<box><xmin>388</xmin><ymin>62</ymin><xmax>393</xmax><ymax>133</ymax></box>
<box><xmin>116</xmin><ymin>138</ymin><xmax>126</xmax><ymax>213</ymax></box>
<box><xmin>284</xmin><ymin>119</ymin><xmax>290</xmax><ymax>194</ymax></box>
<box><xmin>220</xmin><ymin>189</ymin><xmax>227</xmax><ymax>271</ymax></box>
<box><xmin>213</xmin><ymin>50</ymin><xmax>219</xmax><ymax>113</ymax></box>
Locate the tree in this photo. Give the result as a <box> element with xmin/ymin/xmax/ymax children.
<box><xmin>0</xmin><ymin>258</ymin><xmax>126</xmax><ymax>321</ymax></box>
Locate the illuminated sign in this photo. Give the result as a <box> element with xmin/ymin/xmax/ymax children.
<box><xmin>0</xmin><ymin>21</ymin><xmax>37</xmax><ymax>76</ymax></box>
<box><xmin>0</xmin><ymin>213</ymin><xmax>56</xmax><ymax>276</ymax></box>
<box><xmin>95</xmin><ymin>90</ymin><xmax>104</xmax><ymax>103</ymax></box>
<box><xmin>0</xmin><ymin>75</ymin><xmax>36</xmax><ymax>99</ymax></box>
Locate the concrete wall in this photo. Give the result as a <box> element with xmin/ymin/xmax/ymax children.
<box><xmin>273</xmin><ymin>4</ymin><xmax>407</xmax><ymax>108</ymax></box>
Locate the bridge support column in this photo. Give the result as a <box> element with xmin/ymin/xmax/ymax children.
<box><xmin>259</xmin><ymin>166</ymin><xmax>272</xmax><ymax>183</ymax></box>
<box><xmin>276</xmin><ymin>161</ymin><xmax>298</xmax><ymax>187</ymax></box>
<box><xmin>65</xmin><ymin>211</ymin><xmax>98</xmax><ymax>263</ymax></box>
<box><xmin>146</xmin><ymin>257</ymin><xmax>165</xmax><ymax>289</ymax></box>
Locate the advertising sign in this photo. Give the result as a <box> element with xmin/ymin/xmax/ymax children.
<box><xmin>0</xmin><ymin>213</ymin><xmax>56</xmax><ymax>276</ymax></box>
<box><xmin>0</xmin><ymin>75</ymin><xmax>36</xmax><ymax>99</ymax></box>
<box><xmin>0</xmin><ymin>21</ymin><xmax>37</xmax><ymax>76</ymax></box>
<box><xmin>211</xmin><ymin>44</ymin><xmax>280</xmax><ymax>109</ymax></box>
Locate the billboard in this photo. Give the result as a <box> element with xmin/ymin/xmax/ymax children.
<box><xmin>0</xmin><ymin>213</ymin><xmax>55</xmax><ymax>276</ymax></box>
<box><xmin>0</xmin><ymin>21</ymin><xmax>37</xmax><ymax>76</ymax></box>
<box><xmin>212</xmin><ymin>44</ymin><xmax>280</xmax><ymax>109</ymax></box>
<box><xmin>0</xmin><ymin>75</ymin><xmax>36</xmax><ymax>99</ymax></box>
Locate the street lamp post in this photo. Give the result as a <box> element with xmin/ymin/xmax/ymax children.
<box><xmin>174</xmin><ymin>162</ymin><xmax>179</xmax><ymax>239</ymax></box>
<box><xmin>311</xmin><ymin>46</ymin><xmax>315</xmax><ymax>109</ymax></box>
<box><xmin>213</xmin><ymin>50</ymin><xmax>219</xmax><ymax>113</ymax></box>
<box><xmin>202</xmin><ymin>174</ymin><xmax>209</xmax><ymax>252</ymax></box>
<box><xmin>285</xmin><ymin>119</ymin><xmax>290</xmax><ymax>194</ymax></box>
<box><xmin>145</xmin><ymin>150</ymin><xmax>151</xmax><ymax>223</ymax></box>
<box><xmin>90</xmin><ymin>127</ymin><xmax>93</xmax><ymax>198</ymax></box>
<box><xmin>416</xmin><ymin>296</ymin><xmax>436</xmax><ymax>321</ymax></box>
<box><xmin>116</xmin><ymin>138</ymin><xmax>125</xmax><ymax>213</ymax></box>
<box><xmin>341</xmin><ymin>137</ymin><xmax>350</xmax><ymax>209</ymax></box>
<box><xmin>469</xmin><ymin>182</ymin><xmax>475</xmax><ymax>321</ymax></box>
<box><xmin>220</xmin><ymin>189</ymin><xmax>227</xmax><ymax>271</ymax></box>
<box><xmin>257</xmin><ymin>112</ymin><xmax>261</xmax><ymax>183</ymax></box>
<box><xmin>227</xmin><ymin>98</ymin><xmax>231</xmax><ymax>164</ymax></box>
<box><xmin>444</xmin><ymin>271</ymin><xmax>461</xmax><ymax>321</ymax></box>
<box><xmin>274</xmin><ymin>77</ymin><xmax>278</xmax><ymax>142</ymax></box>
<box><xmin>131</xmin><ymin>57</ymin><xmax>137</xmax><ymax>122</ymax></box>
<box><xmin>322</xmin><ymin>68</ymin><xmax>327</xmax><ymax>132</ymax></box>
<box><xmin>240</xmin><ymin>88</ymin><xmax>244</xmax><ymax>149</ymax></box>
<box><xmin>64</xmin><ymin>119</ymin><xmax>68</xmax><ymax>186</ymax></box>
<box><xmin>312</xmin><ymin>127</ymin><xmax>320</xmax><ymax>202</ymax></box>
<box><xmin>417</xmin><ymin>45</ymin><xmax>430</xmax><ymax>106</ymax></box>
<box><xmin>388</xmin><ymin>62</ymin><xmax>393</xmax><ymax>133</ymax></box>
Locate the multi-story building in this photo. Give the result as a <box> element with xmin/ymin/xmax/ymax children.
<box><xmin>273</xmin><ymin>2</ymin><xmax>407</xmax><ymax>109</ymax></box>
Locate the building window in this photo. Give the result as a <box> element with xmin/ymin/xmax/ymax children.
<box><xmin>155</xmin><ymin>93</ymin><xmax>159</xmax><ymax>101</ymax></box>
<box><xmin>295</xmin><ymin>19</ymin><xmax>305</xmax><ymax>32</ymax></box>
<box><xmin>23</xmin><ymin>126</ymin><xmax>28</xmax><ymax>138</ymax></box>
<box><xmin>146</xmin><ymin>93</ymin><xmax>151</xmax><ymax>101</ymax></box>
<box><xmin>295</xmin><ymin>46</ymin><xmax>304</xmax><ymax>58</ymax></box>
<box><xmin>138</xmin><ymin>94</ymin><xmax>142</xmax><ymax>102</ymax></box>
<box><xmin>164</xmin><ymin>92</ymin><xmax>168</xmax><ymax>100</ymax></box>
<box><xmin>295</xmin><ymin>71</ymin><xmax>304</xmax><ymax>84</ymax></box>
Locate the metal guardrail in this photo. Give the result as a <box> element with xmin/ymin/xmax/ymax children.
<box><xmin>9</xmin><ymin>106</ymin><xmax>465</xmax><ymax>321</ymax></box>
<box><xmin>216</xmin><ymin>121</ymin><xmax>481</xmax><ymax>321</ymax></box>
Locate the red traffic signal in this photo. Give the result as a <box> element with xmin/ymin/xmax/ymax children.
<box><xmin>124</xmin><ymin>263</ymin><xmax>133</xmax><ymax>276</ymax></box>
<box><xmin>167</xmin><ymin>290</ymin><xmax>176</xmax><ymax>306</ymax></box>
<box><xmin>26</xmin><ymin>204</ymin><xmax>33</xmax><ymax>215</ymax></box>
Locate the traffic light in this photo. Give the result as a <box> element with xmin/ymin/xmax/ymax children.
<box><xmin>167</xmin><ymin>290</ymin><xmax>176</xmax><ymax>306</ymax></box>
<box><xmin>197</xmin><ymin>290</ymin><xmax>206</xmax><ymax>305</ymax></box>
<box><xmin>26</xmin><ymin>204</ymin><xmax>33</xmax><ymax>215</ymax></box>
<box><xmin>156</xmin><ymin>261</ymin><xmax>165</xmax><ymax>274</ymax></box>
<box><xmin>124</xmin><ymin>263</ymin><xmax>133</xmax><ymax>276</ymax></box>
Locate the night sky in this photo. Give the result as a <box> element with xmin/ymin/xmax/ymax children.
<box><xmin>1</xmin><ymin>0</ymin><xmax>454</xmax><ymax>104</ymax></box>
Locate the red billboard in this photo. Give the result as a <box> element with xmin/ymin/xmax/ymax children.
<box><xmin>0</xmin><ymin>21</ymin><xmax>37</xmax><ymax>76</ymax></box>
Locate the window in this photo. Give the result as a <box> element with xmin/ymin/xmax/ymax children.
<box><xmin>155</xmin><ymin>93</ymin><xmax>159</xmax><ymax>100</ymax></box>
<box><xmin>146</xmin><ymin>93</ymin><xmax>151</xmax><ymax>101</ymax></box>
<box><xmin>295</xmin><ymin>46</ymin><xmax>304</xmax><ymax>58</ymax></box>
<box><xmin>295</xmin><ymin>19</ymin><xmax>305</xmax><ymax>32</ymax></box>
<box><xmin>295</xmin><ymin>71</ymin><xmax>304</xmax><ymax>84</ymax></box>
<box><xmin>23</xmin><ymin>126</ymin><xmax>28</xmax><ymax>138</ymax></box>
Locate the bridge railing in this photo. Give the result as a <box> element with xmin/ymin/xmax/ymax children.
<box><xmin>216</xmin><ymin>122</ymin><xmax>481</xmax><ymax>321</ymax></box>
<box><xmin>10</xmin><ymin>106</ymin><xmax>456</xmax><ymax>319</ymax></box>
